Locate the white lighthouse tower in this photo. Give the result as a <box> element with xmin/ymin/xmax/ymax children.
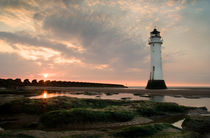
<box><xmin>146</xmin><ymin>28</ymin><xmax>167</xmax><ymax>89</ymax></box>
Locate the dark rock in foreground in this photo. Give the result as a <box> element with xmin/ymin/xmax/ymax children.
<box><xmin>182</xmin><ymin>115</ymin><xmax>210</xmax><ymax>133</ymax></box>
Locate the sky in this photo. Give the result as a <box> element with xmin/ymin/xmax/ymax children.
<box><xmin>0</xmin><ymin>0</ymin><xmax>210</xmax><ymax>87</ymax></box>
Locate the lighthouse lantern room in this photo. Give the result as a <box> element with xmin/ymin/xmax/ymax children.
<box><xmin>146</xmin><ymin>28</ymin><xmax>167</xmax><ymax>89</ymax></box>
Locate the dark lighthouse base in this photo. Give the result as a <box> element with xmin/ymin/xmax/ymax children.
<box><xmin>146</xmin><ymin>80</ymin><xmax>167</xmax><ymax>89</ymax></box>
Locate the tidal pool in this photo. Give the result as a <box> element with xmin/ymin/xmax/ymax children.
<box><xmin>30</xmin><ymin>91</ymin><xmax>210</xmax><ymax>111</ymax></box>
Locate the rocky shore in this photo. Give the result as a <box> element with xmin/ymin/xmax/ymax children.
<box><xmin>0</xmin><ymin>94</ymin><xmax>208</xmax><ymax>137</ymax></box>
<box><xmin>182</xmin><ymin>108</ymin><xmax>210</xmax><ymax>137</ymax></box>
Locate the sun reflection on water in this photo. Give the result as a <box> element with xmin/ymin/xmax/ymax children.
<box><xmin>39</xmin><ymin>91</ymin><xmax>57</xmax><ymax>99</ymax></box>
<box><xmin>42</xmin><ymin>91</ymin><xmax>48</xmax><ymax>99</ymax></box>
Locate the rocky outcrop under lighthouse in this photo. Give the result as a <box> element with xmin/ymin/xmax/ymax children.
<box><xmin>146</xmin><ymin>80</ymin><xmax>167</xmax><ymax>89</ymax></box>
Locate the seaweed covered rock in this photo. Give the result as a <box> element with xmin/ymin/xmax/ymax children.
<box><xmin>113</xmin><ymin>123</ymin><xmax>176</xmax><ymax>137</ymax></box>
<box><xmin>135</xmin><ymin>101</ymin><xmax>189</xmax><ymax>117</ymax></box>
<box><xmin>40</xmin><ymin>108</ymin><xmax>135</xmax><ymax>128</ymax></box>
<box><xmin>182</xmin><ymin>115</ymin><xmax>210</xmax><ymax>133</ymax></box>
<box><xmin>187</xmin><ymin>107</ymin><xmax>208</xmax><ymax>115</ymax></box>
<box><xmin>0</xmin><ymin>97</ymin><xmax>126</xmax><ymax>114</ymax></box>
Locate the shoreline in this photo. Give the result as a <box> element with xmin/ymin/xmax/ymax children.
<box><xmin>24</xmin><ymin>86</ymin><xmax>210</xmax><ymax>97</ymax></box>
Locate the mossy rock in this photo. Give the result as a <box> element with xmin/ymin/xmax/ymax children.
<box><xmin>40</xmin><ymin>108</ymin><xmax>135</xmax><ymax>128</ymax></box>
<box><xmin>63</xmin><ymin>134</ymin><xmax>102</xmax><ymax>138</ymax></box>
<box><xmin>0</xmin><ymin>97</ymin><xmax>126</xmax><ymax>114</ymax></box>
<box><xmin>182</xmin><ymin>115</ymin><xmax>210</xmax><ymax>133</ymax></box>
<box><xmin>135</xmin><ymin>101</ymin><xmax>189</xmax><ymax>117</ymax></box>
<box><xmin>113</xmin><ymin>123</ymin><xmax>172</xmax><ymax>137</ymax></box>
<box><xmin>0</xmin><ymin>133</ymin><xmax>35</xmax><ymax>138</ymax></box>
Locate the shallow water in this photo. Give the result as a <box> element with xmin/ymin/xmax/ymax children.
<box><xmin>30</xmin><ymin>92</ymin><xmax>149</xmax><ymax>100</ymax></box>
<box><xmin>162</xmin><ymin>96</ymin><xmax>210</xmax><ymax>111</ymax></box>
<box><xmin>30</xmin><ymin>91</ymin><xmax>210</xmax><ymax>111</ymax></box>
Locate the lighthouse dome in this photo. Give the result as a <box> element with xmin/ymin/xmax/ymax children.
<box><xmin>151</xmin><ymin>28</ymin><xmax>160</xmax><ymax>34</ymax></box>
<box><xmin>150</xmin><ymin>28</ymin><xmax>161</xmax><ymax>38</ymax></box>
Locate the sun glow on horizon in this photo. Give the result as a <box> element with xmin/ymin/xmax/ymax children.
<box><xmin>43</xmin><ymin>73</ymin><xmax>48</xmax><ymax>79</ymax></box>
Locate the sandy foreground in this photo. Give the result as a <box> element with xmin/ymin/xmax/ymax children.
<box><xmin>26</xmin><ymin>86</ymin><xmax>210</xmax><ymax>97</ymax></box>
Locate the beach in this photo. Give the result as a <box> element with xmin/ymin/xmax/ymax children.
<box><xmin>25</xmin><ymin>86</ymin><xmax>210</xmax><ymax>97</ymax></box>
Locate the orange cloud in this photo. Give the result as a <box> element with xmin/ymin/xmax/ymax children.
<box><xmin>0</xmin><ymin>8</ymin><xmax>35</xmax><ymax>31</ymax></box>
<box><xmin>14</xmin><ymin>44</ymin><xmax>60</xmax><ymax>61</ymax></box>
<box><xmin>0</xmin><ymin>40</ymin><xmax>83</xmax><ymax>66</ymax></box>
<box><xmin>95</xmin><ymin>64</ymin><xmax>111</xmax><ymax>70</ymax></box>
<box><xmin>54</xmin><ymin>57</ymin><xmax>81</xmax><ymax>64</ymax></box>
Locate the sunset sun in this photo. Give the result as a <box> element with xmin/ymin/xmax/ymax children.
<box><xmin>43</xmin><ymin>73</ymin><xmax>48</xmax><ymax>79</ymax></box>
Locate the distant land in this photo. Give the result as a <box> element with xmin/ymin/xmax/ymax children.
<box><xmin>0</xmin><ymin>78</ymin><xmax>127</xmax><ymax>89</ymax></box>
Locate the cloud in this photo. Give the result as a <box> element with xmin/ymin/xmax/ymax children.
<box><xmin>0</xmin><ymin>53</ymin><xmax>40</xmax><ymax>78</ymax></box>
<box><xmin>95</xmin><ymin>64</ymin><xmax>112</xmax><ymax>71</ymax></box>
<box><xmin>0</xmin><ymin>0</ymin><xmax>189</xmax><ymax>76</ymax></box>
<box><xmin>42</xmin><ymin>3</ymin><xmax>148</xmax><ymax>70</ymax></box>
<box><xmin>54</xmin><ymin>57</ymin><xmax>81</xmax><ymax>64</ymax></box>
<box><xmin>15</xmin><ymin>44</ymin><xmax>60</xmax><ymax>61</ymax></box>
<box><xmin>0</xmin><ymin>33</ymin><xmax>82</xmax><ymax>66</ymax></box>
<box><xmin>0</xmin><ymin>31</ymin><xmax>80</xmax><ymax>57</ymax></box>
<box><xmin>0</xmin><ymin>0</ymin><xmax>34</xmax><ymax>10</ymax></box>
<box><xmin>0</xmin><ymin>0</ymin><xmax>188</xmax><ymax>72</ymax></box>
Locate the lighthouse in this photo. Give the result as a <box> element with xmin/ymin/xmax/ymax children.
<box><xmin>146</xmin><ymin>28</ymin><xmax>167</xmax><ymax>89</ymax></box>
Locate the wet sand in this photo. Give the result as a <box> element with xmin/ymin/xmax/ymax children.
<box><xmin>25</xmin><ymin>86</ymin><xmax>210</xmax><ymax>97</ymax></box>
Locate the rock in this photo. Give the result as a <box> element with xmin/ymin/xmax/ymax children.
<box><xmin>173</xmin><ymin>95</ymin><xmax>182</xmax><ymax>98</ymax></box>
<box><xmin>187</xmin><ymin>107</ymin><xmax>208</xmax><ymax>116</ymax></box>
<box><xmin>162</xmin><ymin>127</ymin><xmax>181</xmax><ymax>133</ymax></box>
<box><xmin>0</xmin><ymin>127</ymin><xmax>4</xmax><ymax>131</ymax></box>
<box><xmin>28</xmin><ymin>122</ymin><xmax>39</xmax><ymax>128</ymax></box>
<box><xmin>182</xmin><ymin>115</ymin><xmax>210</xmax><ymax>133</ymax></box>
<box><xmin>121</xmin><ymin>97</ymin><xmax>131</xmax><ymax>100</ymax></box>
